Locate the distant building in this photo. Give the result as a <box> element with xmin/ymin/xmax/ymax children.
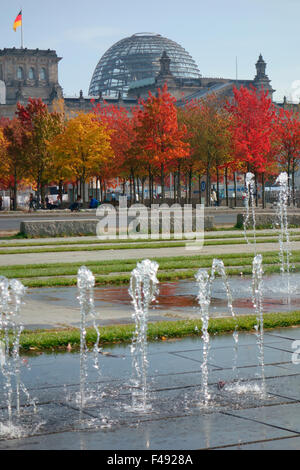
<box><xmin>0</xmin><ymin>47</ymin><xmax>63</xmax><ymax>118</ymax></box>
<box><xmin>0</xmin><ymin>32</ymin><xmax>288</xmax><ymax>120</ymax></box>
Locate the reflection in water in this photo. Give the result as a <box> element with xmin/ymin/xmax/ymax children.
<box><xmin>28</xmin><ymin>272</ymin><xmax>300</xmax><ymax>321</ymax></box>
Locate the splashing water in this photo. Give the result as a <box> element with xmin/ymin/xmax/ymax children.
<box><xmin>77</xmin><ymin>266</ymin><xmax>101</xmax><ymax>410</ymax></box>
<box><xmin>210</xmin><ymin>259</ymin><xmax>239</xmax><ymax>381</ymax></box>
<box><xmin>243</xmin><ymin>172</ymin><xmax>257</xmax><ymax>255</ymax></box>
<box><xmin>129</xmin><ymin>259</ymin><xmax>159</xmax><ymax>411</ymax></box>
<box><xmin>275</xmin><ymin>172</ymin><xmax>291</xmax><ymax>299</ymax></box>
<box><xmin>252</xmin><ymin>254</ymin><xmax>266</xmax><ymax>397</ymax></box>
<box><xmin>0</xmin><ymin>276</ymin><xmax>36</xmax><ymax>436</ymax></box>
<box><xmin>195</xmin><ymin>269</ymin><xmax>211</xmax><ymax>406</ymax></box>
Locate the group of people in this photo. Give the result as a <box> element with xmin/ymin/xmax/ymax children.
<box><xmin>45</xmin><ymin>195</ymin><xmax>62</xmax><ymax>210</ymax></box>
<box><xmin>69</xmin><ymin>195</ymin><xmax>100</xmax><ymax>212</ymax></box>
<box><xmin>28</xmin><ymin>193</ymin><xmax>63</xmax><ymax>212</ymax></box>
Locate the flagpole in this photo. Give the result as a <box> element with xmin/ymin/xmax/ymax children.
<box><xmin>20</xmin><ymin>8</ymin><xmax>23</xmax><ymax>49</ymax></box>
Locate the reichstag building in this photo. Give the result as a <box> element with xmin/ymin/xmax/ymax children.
<box><xmin>0</xmin><ymin>32</ymin><xmax>281</xmax><ymax>119</ymax></box>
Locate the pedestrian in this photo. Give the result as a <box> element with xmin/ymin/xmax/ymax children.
<box><xmin>69</xmin><ymin>195</ymin><xmax>82</xmax><ymax>212</ymax></box>
<box><xmin>242</xmin><ymin>190</ymin><xmax>247</xmax><ymax>207</ymax></box>
<box><xmin>28</xmin><ymin>193</ymin><xmax>34</xmax><ymax>212</ymax></box>
<box><xmin>211</xmin><ymin>189</ymin><xmax>217</xmax><ymax>207</ymax></box>
<box><xmin>0</xmin><ymin>195</ymin><xmax>2</xmax><ymax>211</ymax></box>
<box><xmin>89</xmin><ymin>195</ymin><xmax>99</xmax><ymax>209</ymax></box>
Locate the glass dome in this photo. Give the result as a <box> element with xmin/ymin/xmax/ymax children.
<box><xmin>89</xmin><ymin>33</ymin><xmax>201</xmax><ymax>97</ymax></box>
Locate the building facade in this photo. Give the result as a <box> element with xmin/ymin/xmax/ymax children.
<box><xmin>0</xmin><ymin>34</ymin><xmax>284</xmax><ymax>119</ymax></box>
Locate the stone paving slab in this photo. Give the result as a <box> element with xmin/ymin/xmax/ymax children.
<box><xmin>225</xmin><ymin>435</ymin><xmax>300</xmax><ymax>450</ymax></box>
<box><xmin>1</xmin><ymin>329</ymin><xmax>300</xmax><ymax>449</ymax></box>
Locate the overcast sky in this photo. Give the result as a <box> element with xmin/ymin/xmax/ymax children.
<box><xmin>1</xmin><ymin>0</ymin><xmax>300</xmax><ymax>101</ymax></box>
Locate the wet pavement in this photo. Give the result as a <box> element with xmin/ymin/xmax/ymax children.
<box><xmin>1</xmin><ymin>327</ymin><xmax>300</xmax><ymax>449</ymax></box>
<box><xmin>21</xmin><ymin>273</ymin><xmax>300</xmax><ymax>330</ymax></box>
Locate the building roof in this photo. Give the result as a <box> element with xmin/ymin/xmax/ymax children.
<box><xmin>89</xmin><ymin>33</ymin><xmax>201</xmax><ymax>98</ymax></box>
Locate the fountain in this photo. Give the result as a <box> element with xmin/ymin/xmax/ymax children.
<box><xmin>210</xmin><ymin>259</ymin><xmax>239</xmax><ymax>380</ymax></box>
<box><xmin>243</xmin><ymin>172</ymin><xmax>257</xmax><ymax>254</ymax></box>
<box><xmin>195</xmin><ymin>259</ymin><xmax>240</xmax><ymax>406</ymax></box>
<box><xmin>252</xmin><ymin>254</ymin><xmax>266</xmax><ymax>397</ymax></box>
<box><xmin>0</xmin><ymin>276</ymin><xmax>36</xmax><ymax>437</ymax></box>
<box><xmin>128</xmin><ymin>259</ymin><xmax>159</xmax><ymax>411</ymax></box>
<box><xmin>275</xmin><ymin>172</ymin><xmax>291</xmax><ymax>299</ymax></box>
<box><xmin>77</xmin><ymin>266</ymin><xmax>101</xmax><ymax>410</ymax></box>
<box><xmin>195</xmin><ymin>269</ymin><xmax>211</xmax><ymax>406</ymax></box>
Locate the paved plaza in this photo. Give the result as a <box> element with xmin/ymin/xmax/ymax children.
<box><xmin>1</xmin><ymin>327</ymin><xmax>300</xmax><ymax>450</ymax></box>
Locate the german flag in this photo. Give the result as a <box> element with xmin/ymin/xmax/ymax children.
<box><xmin>13</xmin><ymin>10</ymin><xmax>22</xmax><ymax>32</ymax></box>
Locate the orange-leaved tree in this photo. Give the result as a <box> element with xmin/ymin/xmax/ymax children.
<box><xmin>134</xmin><ymin>84</ymin><xmax>189</xmax><ymax>203</ymax></box>
<box><xmin>275</xmin><ymin>108</ymin><xmax>300</xmax><ymax>204</ymax></box>
<box><xmin>49</xmin><ymin>112</ymin><xmax>113</xmax><ymax>203</ymax></box>
<box><xmin>16</xmin><ymin>98</ymin><xmax>64</xmax><ymax>205</ymax></box>
<box><xmin>226</xmin><ymin>85</ymin><xmax>278</xmax><ymax>206</ymax></box>
<box><xmin>0</xmin><ymin>117</ymin><xmax>31</xmax><ymax>210</ymax></box>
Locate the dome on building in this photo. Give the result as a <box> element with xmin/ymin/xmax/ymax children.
<box><xmin>89</xmin><ymin>33</ymin><xmax>201</xmax><ymax>98</ymax></box>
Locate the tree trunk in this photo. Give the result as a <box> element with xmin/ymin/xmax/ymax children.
<box><xmin>103</xmin><ymin>180</ymin><xmax>107</xmax><ymax>201</ymax></box>
<box><xmin>262</xmin><ymin>172</ymin><xmax>265</xmax><ymax>209</ymax></box>
<box><xmin>216</xmin><ymin>166</ymin><xmax>220</xmax><ymax>206</ymax></box>
<box><xmin>287</xmin><ymin>156</ymin><xmax>291</xmax><ymax>206</ymax></box>
<box><xmin>129</xmin><ymin>175</ymin><xmax>133</xmax><ymax>203</ymax></box>
<box><xmin>206</xmin><ymin>167</ymin><xmax>210</xmax><ymax>207</ymax></box>
<box><xmin>177</xmin><ymin>164</ymin><xmax>181</xmax><ymax>204</ymax></box>
<box><xmin>99</xmin><ymin>177</ymin><xmax>103</xmax><ymax>202</ymax></box>
<box><xmin>72</xmin><ymin>182</ymin><xmax>76</xmax><ymax>203</ymax></box>
<box><xmin>292</xmin><ymin>160</ymin><xmax>296</xmax><ymax>206</ymax></box>
<box><xmin>13</xmin><ymin>167</ymin><xmax>17</xmax><ymax>211</ymax></box>
<box><xmin>151</xmin><ymin>174</ymin><xmax>154</xmax><ymax>204</ymax></box>
<box><xmin>188</xmin><ymin>168</ymin><xmax>192</xmax><ymax>204</ymax></box>
<box><xmin>255</xmin><ymin>173</ymin><xmax>258</xmax><ymax>207</ymax></box>
<box><xmin>136</xmin><ymin>177</ymin><xmax>140</xmax><ymax>202</ymax></box>
<box><xmin>141</xmin><ymin>177</ymin><xmax>145</xmax><ymax>203</ymax></box>
<box><xmin>148</xmin><ymin>168</ymin><xmax>152</xmax><ymax>205</ymax></box>
<box><xmin>198</xmin><ymin>173</ymin><xmax>202</xmax><ymax>205</ymax></box>
<box><xmin>233</xmin><ymin>172</ymin><xmax>237</xmax><ymax>208</ymax></box>
<box><xmin>58</xmin><ymin>179</ymin><xmax>63</xmax><ymax>203</ymax></box>
<box><xmin>131</xmin><ymin>169</ymin><xmax>136</xmax><ymax>203</ymax></box>
<box><xmin>173</xmin><ymin>172</ymin><xmax>177</xmax><ymax>203</ymax></box>
<box><xmin>41</xmin><ymin>182</ymin><xmax>45</xmax><ymax>208</ymax></box>
<box><xmin>225</xmin><ymin>168</ymin><xmax>229</xmax><ymax>207</ymax></box>
<box><xmin>161</xmin><ymin>164</ymin><xmax>165</xmax><ymax>202</ymax></box>
<box><xmin>185</xmin><ymin>173</ymin><xmax>188</xmax><ymax>203</ymax></box>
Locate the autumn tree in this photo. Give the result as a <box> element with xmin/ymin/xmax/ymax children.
<box><xmin>49</xmin><ymin>112</ymin><xmax>113</xmax><ymax>203</ymax></box>
<box><xmin>0</xmin><ymin>124</ymin><xmax>9</xmax><ymax>191</ymax></box>
<box><xmin>16</xmin><ymin>98</ymin><xmax>64</xmax><ymax>206</ymax></box>
<box><xmin>179</xmin><ymin>94</ymin><xmax>232</xmax><ymax>206</ymax></box>
<box><xmin>226</xmin><ymin>86</ymin><xmax>278</xmax><ymax>206</ymax></box>
<box><xmin>275</xmin><ymin>108</ymin><xmax>300</xmax><ymax>204</ymax></box>
<box><xmin>93</xmin><ymin>101</ymin><xmax>140</xmax><ymax>201</ymax></box>
<box><xmin>134</xmin><ymin>84</ymin><xmax>189</xmax><ymax>203</ymax></box>
<box><xmin>0</xmin><ymin>117</ymin><xmax>31</xmax><ymax>210</ymax></box>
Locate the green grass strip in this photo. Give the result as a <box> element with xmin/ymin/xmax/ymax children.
<box><xmin>2</xmin><ymin>248</ymin><xmax>298</xmax><ymax>273</ymax></box>
<box><xmin>14</xmin><ymin>263</ymin><xmax>300</xmax><ymax>288</ymax></box>
<box><xmin>1</xmin><ymin>230</ymin><xmax>299</xmax><ymax>248</ymax></box>
<box><xmin>1</xmin><ymin>249</ymin><xmax>300</xmax><ymax>284</ymax></box>
<box><xmin>14</xmin><ymin>311</ymin><xmax>300</xmax><ymax>351</ymax></box>
<box><xmin>0</xmin><ymin>254</ymin><xmax>282</xmax><ymax>279</ymax></box>
<box><xmin>1</xmin><ymin>236</ymin><xmax>300</xmax><ymax>255</ymax></box>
